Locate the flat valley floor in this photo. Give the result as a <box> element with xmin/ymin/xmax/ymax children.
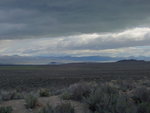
<box><xmin>0</xmin><ymin>62</ymin><xmax>150</xmax><ymax>90</ymax></box>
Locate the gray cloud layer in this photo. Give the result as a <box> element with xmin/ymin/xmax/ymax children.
<box><xmin>1</xmin><ymin>0</ymin><xmax>150</xmax><ymax>39</ymax></box>
<box><xmin>1</xmin><ymin>27</ymin><xmax>150</xmax><ymax>57</ymax></box>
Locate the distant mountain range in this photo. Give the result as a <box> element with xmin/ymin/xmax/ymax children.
<box><xmin>0</xmin><ymin>55</ymin><xmax>150</xmax><ymax>65</ymax></box>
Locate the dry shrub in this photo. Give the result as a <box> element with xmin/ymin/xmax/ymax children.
<box><xmin>66</xmin><ymin>82</ymin><xmax>95</xmax><ymax>101</ymax></box>
<box><xmin>39</xmin><ymin>88</ymin><xmax>50</xmax><ymax>97</ymax></box>
<box><xmin>0</xmin><ymin>106</ymin><xmax>13</xmax><ymax>113</ymax></box>
<box><xmin>85</xmin><ymin>84</ymin><xmax>137</xmax><ymax>113</ymax></box>
<box><xmin>25</xmin><ymin>93</ymin><xmax>38</xmax><ymax>109</ymax></box>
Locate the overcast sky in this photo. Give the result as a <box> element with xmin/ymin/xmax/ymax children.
<box><xmin>1</xmin><ymin>0</ymin><xmax>150</xmax><ymax>57</ymax></box>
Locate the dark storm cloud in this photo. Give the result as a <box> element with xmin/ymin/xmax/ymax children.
<box><xmin>0</xmin><ymin>0</ymin><xmax>150</xmax><ymax>39</ymax></box>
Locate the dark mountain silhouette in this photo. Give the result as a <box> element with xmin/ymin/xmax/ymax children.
<box><xmin>117</xmin><ymin>59</ymin><xmax>146</xmax><ymax>63</ymax></box>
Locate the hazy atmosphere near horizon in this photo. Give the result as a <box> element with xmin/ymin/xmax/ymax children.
<box><xmin>1</xmin><ymin>0</ymin><xmax>150</xmax><ymax>63</ymax></box>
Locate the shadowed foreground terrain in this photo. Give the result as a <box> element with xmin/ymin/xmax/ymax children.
<box><xmin>0</xmin><ymin>62</ymin><xmax>150</xmax><ymax>90</ymax></box>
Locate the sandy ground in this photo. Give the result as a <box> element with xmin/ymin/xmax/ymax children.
<box><xmin>0</xmin><ymin>96</ymin><xmax>90</xmax><ymax>113</ymax></box>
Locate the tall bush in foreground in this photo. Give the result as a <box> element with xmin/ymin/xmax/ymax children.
<box><xmin>25</xmin><ymin>93</ymin><xmax>38</xmax><ymax>109</ymax></box>
<box><xmin>63</xmin><ymin>82</ymin><xmax>95</xmax><ymax>101</ymax></box>
<box><xmin>132</xmin><ymin>87</ymin><xmax>150</xmax><ymax>113</ymax></box>
<box><xmin>116</xmin><ymin>94</ymin><xmax>137</xmax><ymax>113</ymax></box>
<box><xmin>39</xmin><ymin>103</ymin><xmax>54</xmax><ymax>113</ymax></box>
<box><xmin>55</xmin><ymin>103</ymin><xmax>74</xmax><ymax>113</ymax></box>
<box><xmin>137</xmin><ymin>102</ymin><xmax>150</xmax><ymax>113</ymax></box>
<box><xmin>84</xmin><ymin>84</ymin><xmax>119</xmax><ymax>112</ymax></box>
<box><xmin>85</xmin><ymin>84</ymin><xmax>137</xmax><ymax>113</ymax></box>
<box><xmin>0</xmin><ymin>106</ymin><xmax>13</xmax><ymax>113</ymax></box>
<box><xmin>132</xmin><ymin>87</ymin><xmax>150</xmax><ymax>104</ymax></box>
